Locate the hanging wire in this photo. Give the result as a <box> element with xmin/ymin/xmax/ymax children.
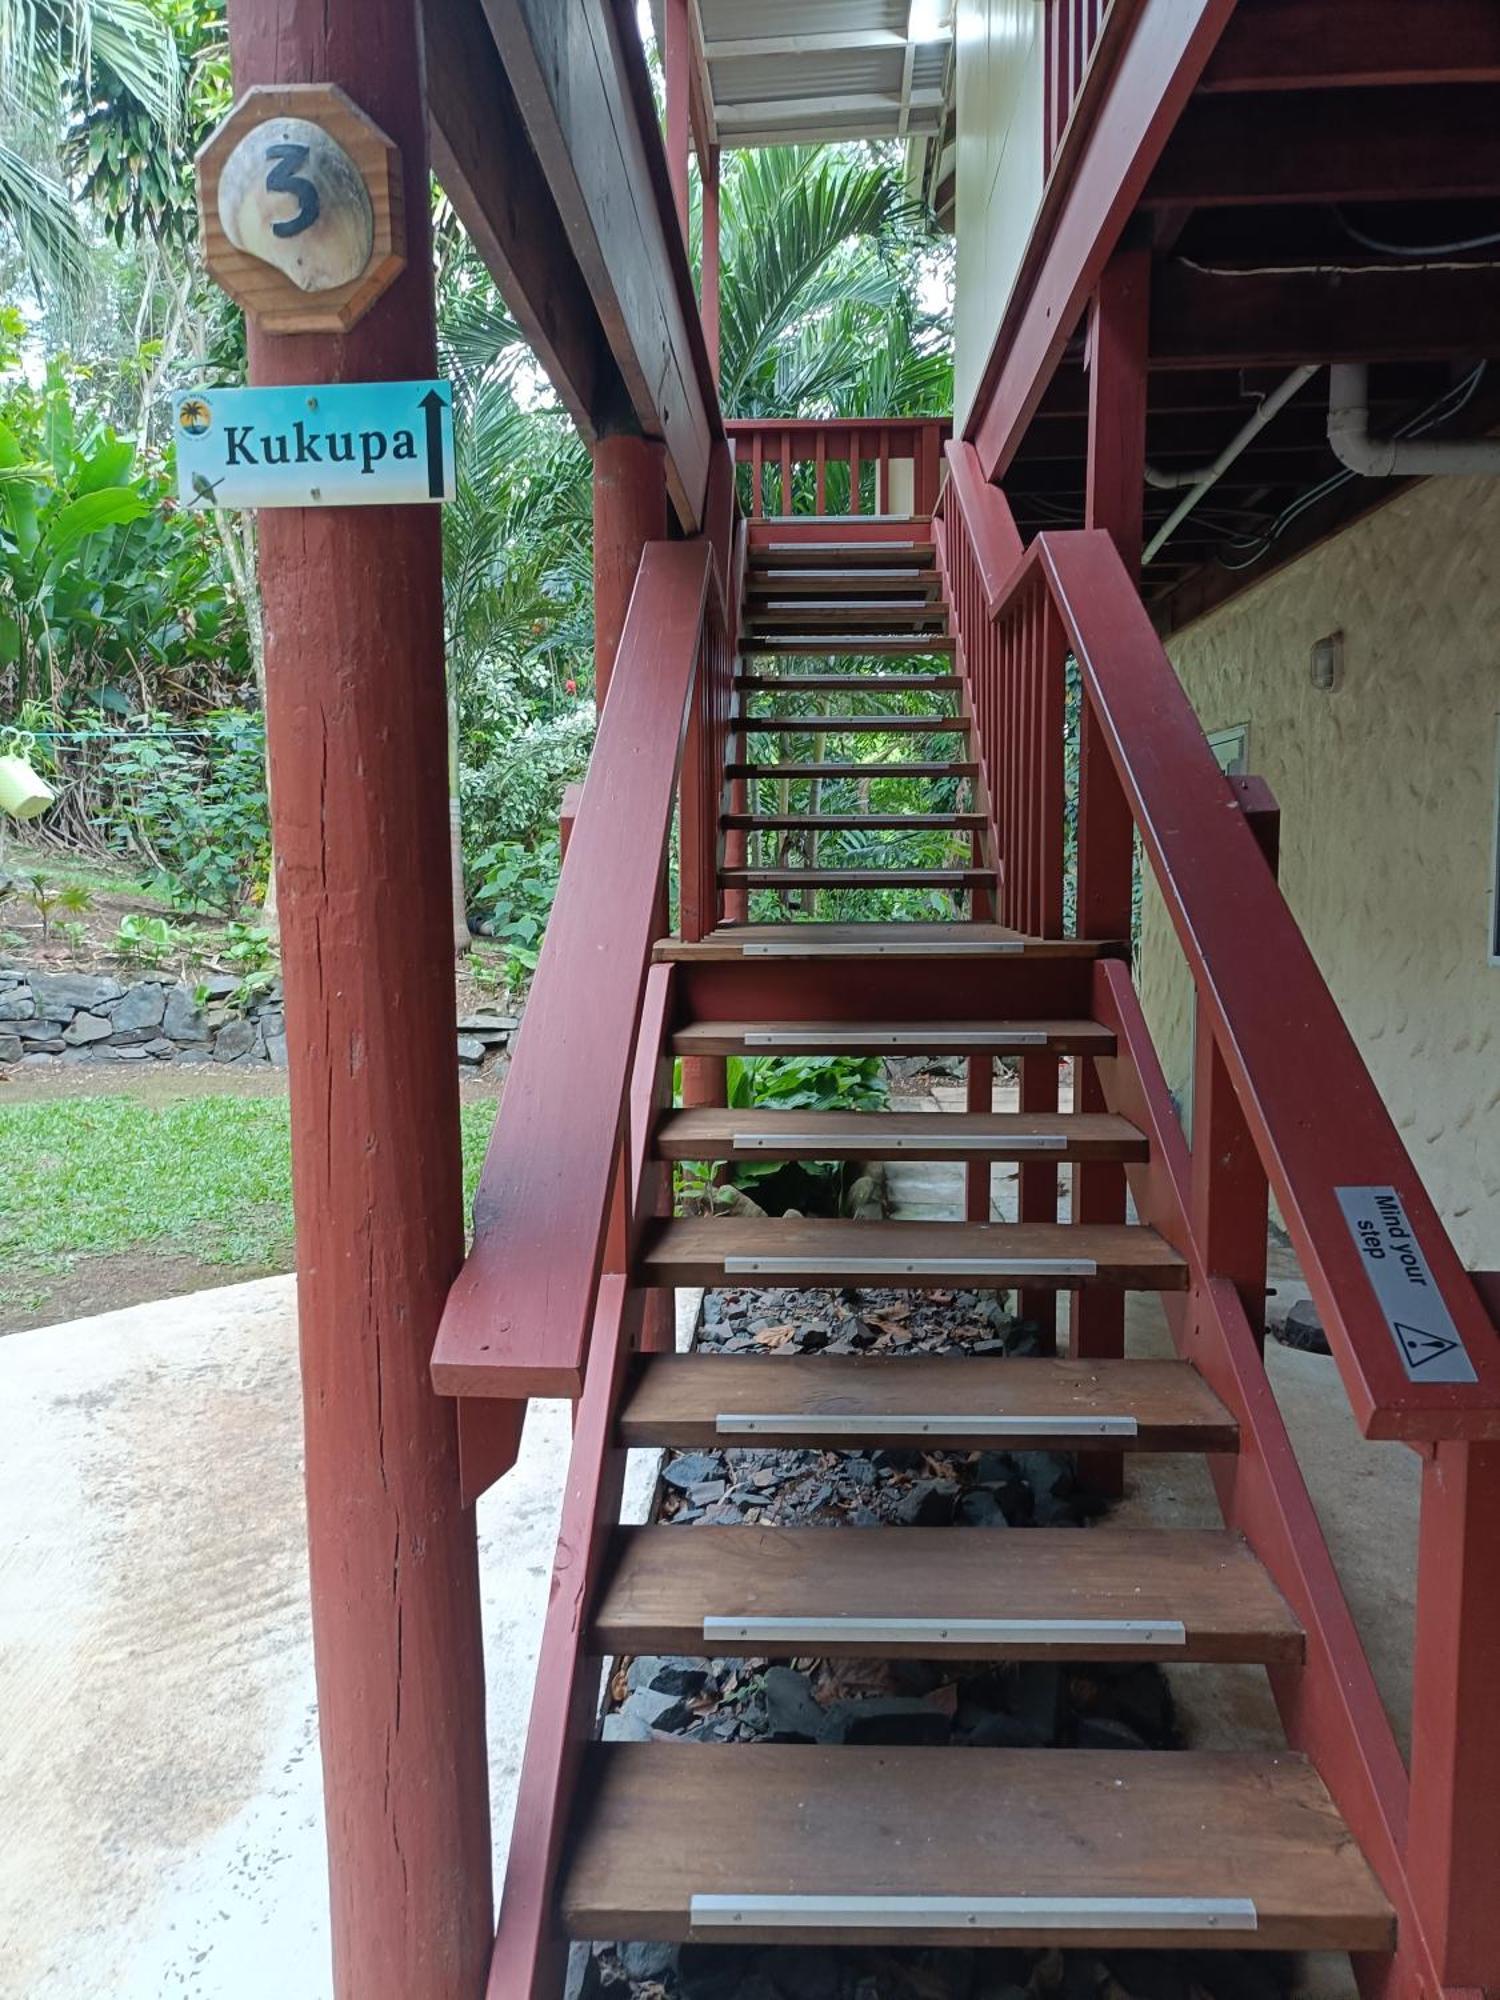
<box><xmin>1214</xmin><ymin>362</ymin><xmax>1489</xmax><ymax>571</ymax></box>
<box><xmin>1332</xmin><ymin>205</ymin><xmax>1500</xmax><ymax>259</ymax></box>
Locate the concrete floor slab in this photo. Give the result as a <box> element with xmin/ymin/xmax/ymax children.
<box><xmin>0</xmin><ymin>1276</ymin><xmax>699</xmax><ymax>2000</ymax></box>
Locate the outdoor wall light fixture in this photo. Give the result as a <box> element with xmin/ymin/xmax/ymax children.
<box><xmin>1311</xmin><ymin>631</ymin><xmax>1345</xmax><ymax>692</ymax></box>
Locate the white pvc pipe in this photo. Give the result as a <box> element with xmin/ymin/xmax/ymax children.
<box><xmin>1327</xmin><ymin>363</ymin><xmax>1500</xmax><ymax>477</ymax></box>
<box><xmin>1142</xmin><ymin>365</ymin><xmax>1322</xmax><ymax>563</ymax></box>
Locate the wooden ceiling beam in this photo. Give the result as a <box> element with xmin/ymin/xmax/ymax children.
<box><xmin>1200</xmin><ymin>0</ymin><xmax>1500</xmax><ymax>93</ymax></box>
<box><xmin>968</xmin><ymin>0</ymin><xmax>1239</xmax><ymax>482</ymax></box>
<box><xmin>1151</xmin><ymin>261</ymin><xmax>1500</xmax><ymax>368</ymax></box>
<box><xmin>1146</xmin><ymin>87</ymin><xmax>1500</xmax><ymax>207</ymax></box>
<box><xmin>425</xmin><ymin>0</ymin><xmax>609</xmax><ymax>443</ymax></box>
<box><xmin>476</xmin><ymin>0</ymin><xmax>717</xmax><ymax>527</ymax></box>
<box><xmin>703</xmin><ymin>28</ymin><xmax>952</xmax><ymax>60</ymax></box>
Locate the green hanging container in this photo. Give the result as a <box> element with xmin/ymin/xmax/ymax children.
<box><xmin>0</xmin><ymin>751</ymin><xmax>55</xmax><ymax>822</ymax></box>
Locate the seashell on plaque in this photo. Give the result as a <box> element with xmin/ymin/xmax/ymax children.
<box><xmin>218</xmin><ymin>116</ymin><xmax>374</xmax><ymax>293</ymax></box>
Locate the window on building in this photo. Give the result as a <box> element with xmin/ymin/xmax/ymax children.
<box><xmin>1207</xmin><ymin>724</ymin><xmax>1250</xmax><ymax>777</ymax></box>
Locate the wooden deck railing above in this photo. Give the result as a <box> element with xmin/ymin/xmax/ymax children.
<box><xmin>1043</xmin><ymin>0</ymin><xmax>1109</xmax><ymax>169</ymax></box>
<box><xmin>725</xmin><ymin>417</ymin><xmax>947</xmax><ymax>521</ymax></box>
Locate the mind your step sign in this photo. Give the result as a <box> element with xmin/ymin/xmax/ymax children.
<box><xmin>174</xmin><ymin>380</ymin><xmax>454</xmax><ymax>509</ymax></box>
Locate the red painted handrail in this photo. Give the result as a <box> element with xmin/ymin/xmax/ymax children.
<box><xmin>725</xmin><ymin>416</ymin><xmax>948</xmax><ymax>520</ymax></box>
<box><xmin>942</xmin><ymin>465</ymin><xmax>1500</xmax><ymax>1994</ymax></box>
<box><xmin>942</xmin><ymin>465</ymin><xmax>1500</xmax><ymax>1440</ymax></box>
<box><xmin>432</xmin><ymin>536</ymin><xmax>722</xmax><ymax>1401</ymax></box>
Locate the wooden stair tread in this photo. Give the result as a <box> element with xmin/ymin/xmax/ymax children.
<box><xmin>746</xmin><ymin>574</ymin><xmax>941</xmax><ymax>596</ymax></box>
<box><xmin>721</xmin><ymin>813</ymin><xmax>984</xmax><ymax>831</ymax></box>
<box><xmin>751</xmin><ymin>541</ymin><xmax>935</xmax><ymax>566</ymax></box>
<box><xmin>654</xmin><ymin>1107</ymin><xmax>1147</xmax><ymax>1163</ymax></box>
<box><xmin>748</xmin><ymin>611</ymin><xmax>948</xmax><ymax>630</ymax></box>
<box><xmin>738</xmin><ymin>715</ymin><xmax>966</xmax><ymax>733</ymax></box>
<box><xmin>618</xmin><ymin>1353</ymin><xmax>1238</xmax><ymax>1452</ymax></box>
<box><xmin>726</xmin><ymin>760</ymin><xmax>976</xmax><ymax>779</ymax></box>
<box><xmin>672</xmin><ymin>1018</ymin><xmax>1114</xmax><ymax>1056</ymax></box>
<box><xmin>747</xmin><ymin>636</ymin><xmax>957</xmax><ymax>655</ymax></box>
<box><xmin>561</xmin><ymin>1745</ymin><xmax>1392</xmax><ymax>1949</ymax></box>
<box><xmin>735</xmin><ymin>673</ymin><xmax>962</xmax><ymax>691</ymax></box>
<box><xmin>721</xmin><ymin>868</ymin><xmax>991</xmax><ymax>889</ymax></box>
<box><xmin>653</xmin><ymin>924</ymin><xmax>1114</xmax><ymax>962</ymax></box>
<box><xmin>593</xmin><ymin>1527</ymin><xmax>1304</xmax><ymax>1664</ymax></box>
<box><xmin>639</xmin><ymin>1218</ymin><xmax>1189</xmax><ymax>1290</ymax></box>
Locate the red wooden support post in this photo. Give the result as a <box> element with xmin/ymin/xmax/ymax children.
<box><xmin>1187</xmin><ymin>776</ymin><xmax>1278</xmax><ymax>1351</ymax></box>
<box><xmin>223</xmin><ymin>1</ymin><xmax>491</xmax><ymax>1993</ymax></box>
<box><xmin>1075</xmin><ymin>246</ymin><xmax>1150</xmax><ymax>1491</ymax></box>
<box><xmin>965</xmin><ymin>1055</ymin><xmax>991</xmax><ymax>1222</ymax></box>
<box><xmin>593</xmin><ymin>433</ymin><xmax>668</xmax><ymax>706</ymax></box>
<box><xmin>701</xmin><ymin>143</ymin><xmax>721</xmax><ymax>384</ymax></box>
<box><xmin>591</xmin><ymin>432</ymin><xmax>674</xmax><ymax>1351</ymax></box>
<box><xmin>664</xmin><ymin>0</ymin><xmax>691</xmax><ymax>242</ymax></box>
<box><xmin>1406</xmin><ymin>1439</ymin><xmax>1500</xmax><ymax>1993</ymax></box>
<box><xmin>1085</xmin><ymin>248</ymin><xmax>1150</xmax><ymax>577</ymax></box>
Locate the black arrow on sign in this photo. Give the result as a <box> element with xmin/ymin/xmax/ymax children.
<box><xmin>419</xmin><ymin>389</ymin><xmax>448</xmax><ymax>500</ymax></box>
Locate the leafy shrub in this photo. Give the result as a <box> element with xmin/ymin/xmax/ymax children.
<box><xmin>459</xmin><ymin>706</ymin><xmax>594</xmax><ymax>851</ymax></box>
<box><xmin>95</xmin><ymin>710</ymin><xmax>269</xmax><ymax>915</ymax></box>
<box><xmin>114</xmin><ymin>912</ymin><xmax>180</xmax><ymax>969</ymax></box>
<box><xmin>467</xmin><ymin>836</ymin><xmax>560</xmax><ymax>982</ymax></box>
<box><xmin>679</xmin><ymin>1054</ymin><xmax>890</xmax><ymax>1216</ymax></box>
<box><xmin>1</xmin><ymin>872</ymin><xmax>91</xmax><ymax>941</ymax></box>
<box><xmin>0</xmin><ymin>342</ymin><xmax>250</xmax><ymax>716</ymax></box>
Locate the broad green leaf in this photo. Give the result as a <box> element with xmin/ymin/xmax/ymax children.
<box><xmin>39</xmin><ymin>487</ymin><xmax>151</xmax><ymax>573</ymax></box>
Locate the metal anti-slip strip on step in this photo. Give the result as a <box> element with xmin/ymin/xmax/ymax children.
<box><xmin>721</xmin><ymin>1256</ymin><xmax>1099</xmax><ymax>1278</ymax></box>
<box><xmin>689</xmin><ymin>1895</ymin><xmax>1259</xmax><ymax>1934</ymax></box>
<box><xmin>731</xmin><ymin>1131</ymin><xmax>1068</xmax><ymax>1153</ymax></box>
<box><xmin>701</xmin><ymin>1616</ymin><xmax>1188</xmax><ymax>1648</ymax></box>
<box><xmin>741</xmin><ymin>940</ymin><xmax>1025</xmax><ymax>957</ymax></box>
<box><xmin>714</xmin><ymin>1413</ymin><xmax>1140</xmax><ymax>1439</ymax></box>
<box><xmin>743</xmin><ymin>1030</ymin><xmax>1047</xmax><ymax>1048</ymax></box>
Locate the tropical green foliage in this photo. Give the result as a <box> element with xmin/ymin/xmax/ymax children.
<box><xmin>0</xmin><ymin>315</ymin><xmax>251</xmax><ymax>713</ymax></box>
<box><xmin>0</xmin><ymin>0</ymin><xmax>179</xmax><ymax>295</ymax></box>
<box><xmin>714</xmin><ymin>147</ymin><xmax>950</xmax><ymax>420</ymax></box>
<box><xmin>468</xmin><ymin>834</ymin><xmax>560</xmax><ymax>980</ymax></box>
<box><xmin>88</xmin><ymin>707</ymin><xmax>267</xmax><ymax>911</ymax></box>
<box><xmin>1</xmin><ymin>0</ymin><xmax>954</xmax><ymax>946</ymax></box>
<box><xmin>677</xmin><ymin>1052</ymin><xmax>890</xmax><ymax>1216</ymax></box>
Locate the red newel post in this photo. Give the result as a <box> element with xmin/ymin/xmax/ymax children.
<box><xmin>1406</xmin><ymin>1438</ymin><xmax>1500</xmax><ymax>1992</ymax></box>
<box><xmin>223</xmin><ymin>0</ymin><xmax>492</xmax><ymax>1993</ymax></box>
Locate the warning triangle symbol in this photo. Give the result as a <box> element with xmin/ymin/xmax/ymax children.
<box><xmin>1394</xmin><ymin>1322</ymin><xmax>1461</xmax><ymax>1370</ymax></box>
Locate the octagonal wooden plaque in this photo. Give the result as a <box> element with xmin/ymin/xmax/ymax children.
<box><xmin>196</xmin><ymin>83</ymin><xmax>406</xmax><ymax>333</ymax></box>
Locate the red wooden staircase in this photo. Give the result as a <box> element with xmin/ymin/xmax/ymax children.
<box><xmin>431</xmin><ymin>428</ymin><xmax>1500</xmax><ymax>2000</ymax></box>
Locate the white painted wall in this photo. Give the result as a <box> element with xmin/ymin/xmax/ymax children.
<box><xmin>953</xmin><ymin>0</ymin><xmax>1045</xmax><ymax>427</ymax></box>
<box><xmin>1138</xmin><ymin>475</ymin><xmax>1500</xmax><ymax>1270</ymax></box>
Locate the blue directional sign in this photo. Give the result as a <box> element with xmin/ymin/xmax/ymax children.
<box><xmin>173</xmin><ymin>379</ymin><xmax>455</xmax><ymax>510</ymax></box>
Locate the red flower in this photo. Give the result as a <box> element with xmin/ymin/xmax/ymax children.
<box><xmin>564</xmin><ymin>678</ymin><xmax>578</xmax><ymax>696</ymax></box>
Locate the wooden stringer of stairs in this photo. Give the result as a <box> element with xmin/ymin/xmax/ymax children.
<box><xmin>485</xmin><ymin>526</ymin><xmax>1396</xmax><ymax>1994</ymax></box>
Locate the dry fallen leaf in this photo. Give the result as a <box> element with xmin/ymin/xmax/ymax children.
<box><xmin>751</xmin><ymin>1323</ymin><xmax>795</xmax><ymax>1348</ymax></box>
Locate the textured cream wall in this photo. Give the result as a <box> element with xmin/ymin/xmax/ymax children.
<box><xmin>1138</xmin><ymin>475</ymin><xmax>1500</xmax><ymax>1269</ymax></box>
<box><xmin>953</xmin><ymin>0</ymin><xmax>1044</xmax><ymax>427</ymax></box>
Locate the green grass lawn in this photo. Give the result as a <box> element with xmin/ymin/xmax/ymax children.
<box><xmin>0</xmin><ymin>1095</ymin><xmax>500</xmax><ymax>1298</ymax></box>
